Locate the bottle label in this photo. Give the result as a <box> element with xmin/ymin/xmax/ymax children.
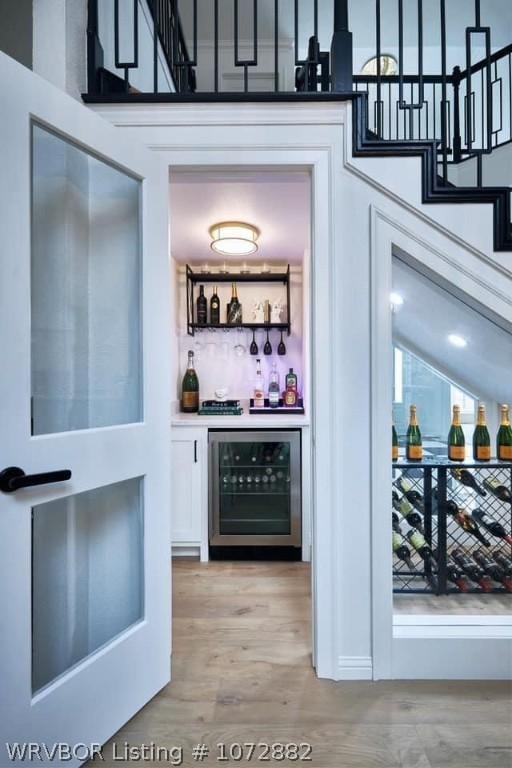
<box><xmin>476</xmin><ymin>446</ymin><xmax>491</xmax><ymax>461</ymax></box>
<box><xmin>182</xmin><ymin>392</ymin><xmax>199</xmax><ymax>409</ymax></box>
<box><xmin>407</xmin><ymin>446</ymin><xmax>423</xmax><ymax>460</ymax></box>
<box><xmin>498</xmin><ymin>446</ymin><xmax>512</xmax><ymax>460</ymax></box>
<box><xmin>409</xmin><ymin>531</ymin><xmax>425</xmax><ymax>550</ymax></box>
<box><xmin>392</xmin><ymin>447</ymin><xmax>399</xmax><ymax>461</ymax></box>
<box><xmin>284</xmin><ymin>390</ymin><xmax>297</xmax><ymax>406</ymax></box>
<box><xmin>449</xmin><ymin>446</ymin><xmax>466</xmax><ymax>461</ymax></box>
<box><xmin>254</xmin><ymin>388</ymin><xmax>265</xmax><ymax>407</ymax></box>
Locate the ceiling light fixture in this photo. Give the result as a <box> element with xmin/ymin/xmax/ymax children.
<box><xmin>390</xmin><ymin>292</ymin><xmax>404</xmax><ymax>308</ymax></box>
<box><xmin>209</xmin><ymin>221</ymin><xmax>260</xmax><ymax>256</ymax></box>
<box><xmin>447</xmin><ymin>333</ymin><xmax>468</xmax><ymax>348</ymax></box>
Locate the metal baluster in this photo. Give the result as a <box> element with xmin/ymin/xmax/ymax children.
<box><xmin>152</xmin><ymin>0</ymin><xmax>158</xmax><ymax>93</ymax></box>
<box><xmin>437</xmin><ymin>468</ymin><xmax>448</xmax><ymax>595</ymax></box>
<box><xmin>234</xmin><ymin>0</ymin><xmax>258</xmax><ymax>94</ymax></box>
<box><xmin>452</xmin><ymin>66</ymin><xmax>462</xmax><ymax>162</ymax></box>
<box><xmin>114</xmin><ymin>0</ymin><xmax>139</xmax><ymax>89</ymax></box>
<box><xmin>376</xmin><ymin>0</ymin><xmax>382</xmax><ymax>136</ymax></box>
<box><xmin>274</xmin><ymin>0</ymin><xmax>279</xmax><ymax>92</ymax></box>
<box><xmin>440</xmin><ymin>0</ymin><xmax>448</xmax><ymax>183</ymax></box>
<box><xmin>331</xmin><ymin>0</ymin><xmax>353</xmax><ymax>92</ymax></box>
<box><xmin>214</xmin><ymin>0</ymin><xmax>219</xmax><ymax>92</ymax></box>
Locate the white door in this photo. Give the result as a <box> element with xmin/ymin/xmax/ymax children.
<box><xmin>0</xmin><ymin>52</ymin><xmax>170</xmax><ymax>764</ymax></box>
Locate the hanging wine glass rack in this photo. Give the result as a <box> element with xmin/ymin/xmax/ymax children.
<box><xmin>392</xmin><ymin>459</ymin><xmax>512</xmax><ymax>596</ymax></box>
<box><xmin>186</xmin><ymin>264</ymin><xmax>291</xmax><ymax>337</ymax></box>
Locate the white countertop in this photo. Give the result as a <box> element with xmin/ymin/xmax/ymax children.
<box><xmin>171</xmin><ymin>400</ymin><xmax>309</xmax><ymax>428</ymax></box>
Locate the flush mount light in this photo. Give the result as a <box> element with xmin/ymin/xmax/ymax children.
<box><xmin>390</xmin><ymin>292</ymin><xmax>404</xmax><ymax>308</ymax></box>
<box><xmin>209</xmin><ymin>221</ymin><xmax>260</xmax><ymax>256</ymax></box>
<box><xmin>448</xmin><ymin>333</ymin><xmax>468</xmax><ymax>348</ymax></box>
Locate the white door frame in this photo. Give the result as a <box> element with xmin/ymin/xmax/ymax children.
<box><xmin>89</xmin><ymin>105</ymin><xmax>345</xmax><ymax>678</ymax></box>
<box><xmin>370</xmin><ymin>204</ymin><xmax>512</xmax><ymax>679</ymax></box>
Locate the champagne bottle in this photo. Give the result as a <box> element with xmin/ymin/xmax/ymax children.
<box><xmin>483</xmin><ymin>477</ymin><xmax>512</xmax><ymax>504</ymax></box>
<box><xmin>472</xmin><ymin>508</ymin><xmax>512</xmax><ymax>545</ymax></box>
<box><xmin>400</xmin><ymin>520</ymin><xmax>434</xmax><ymax>562</ymax></box>
<box><xmin>406</xmin><ymin>405</ymin><xmax>423</xmax><ymax>461</ymax></box>
<box><xmin>181</xmin><ymin>350</ymin><xmax>199</xmax><ymax>413</ymax></box>
<box><xmin>497</xmin><ymin>404</ymin><xmax>512</xmax><ymax>461</ymax></box>
<box><xmin>210</xmin><ymin>285</ymin><xmax>220</xmax><ymax>325</ymax></box>
<box><xmin>473</xmin><ymin>550</ymin><xmax>512</xmax><ymax>592</ymax></box>
<box><xmin>392</xmin><ymin>492</ymin><xmax>425</xmax><ymax>533</ymax></box>
<box><xmin>473</xmin><ymin>404</ymin><xmax>491</xmax><ymax>461</ymax></box>
<box><xmin>227</xmin><ymin>283</ymin><xmax>242</xmax><ymax>324</ymax></box>
<box><xmin>196</xmin><ymin>285</ymin><xmax>207</xmax><ymax>325</ymax></box>
<box><xmin>448</xmin><ymin>404</ymin><xmax>465</xmax><ymax>461</ymax></box>
<box><xmin>450</xmin><ymin>467</ymin><xmax>487</xmax><ymax>497</ymax></box>
<box><xmin>450</xmin><ymin>548</ymin><xmax>493</xmax><ymax>592</ymax></box>
<box><xmin>392</xmin><ymin>424</ymin><xmax>399</xmax><ymax>461</ymax></box>
<box><xmin>446</xmin><ymin>502</ymin><xmax>491</xmax><ymax>547</ymax></box>
<box><xmin>392</xmin><ymin>531</ymin><xmax>416</xmax><ymax>570</ymax></box>
<box><xmin>493</xmin><ymin>551</ymin><xmax>512</xmax><ymax>575</ymax></box>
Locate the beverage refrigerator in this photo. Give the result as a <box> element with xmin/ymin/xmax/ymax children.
<box><xmin>209</xmin><ymin>430</ymin><xmax>301</xmax><ymax>547</ymax></box>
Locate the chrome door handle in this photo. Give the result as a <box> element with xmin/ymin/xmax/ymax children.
<box><xmin>0</xmin><ymin>466</ymin><xmax>72</xmax><ymax>493</ymax></box>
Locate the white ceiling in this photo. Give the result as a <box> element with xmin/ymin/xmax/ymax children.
<box><xmin>392</xmin><ymin>254</ymin><xmax>512</xmax><ymax>406</ymax></box>
<box><xmin>169</xmin><ymin>169</ymin><xmax>311</xmax><ymax>265</ymax></box>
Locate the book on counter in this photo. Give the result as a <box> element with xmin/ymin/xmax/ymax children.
<box><xmin>198</xmin><ymin>399</ymin><xmax>243</xmax><ymax>416</ymax></box>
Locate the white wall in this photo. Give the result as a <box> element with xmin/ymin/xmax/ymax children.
<box><xmin>90</xmin><ymin>100</ymin><xmax>512</xmax><ymax>679</ymax></box>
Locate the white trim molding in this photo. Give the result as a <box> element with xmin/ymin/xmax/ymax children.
<box><xmin>337</xmin><ymin>656</ymin><xmax>373</xmax><ymax>681</ymax></box>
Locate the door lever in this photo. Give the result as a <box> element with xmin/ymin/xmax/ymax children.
<box><xmin>0</xmin><ymin>466</ymin><xmax>72</xmax><ymax>494</ymax></box>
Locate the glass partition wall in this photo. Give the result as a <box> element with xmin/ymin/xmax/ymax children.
<box><xmin>392</xmin><ymin>254</ymin><xmax>512</xmax><ymax>616</ymax></box>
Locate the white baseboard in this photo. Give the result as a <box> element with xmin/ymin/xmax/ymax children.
<box><xmin>337</xmin><ymin>656</ymin><xmax>373</xmax><ymax>680</ymax></box>
<box><xmin>171</xmin><ymin>545</ymin><xmax>201</xmax><ymax>559</ymax></box>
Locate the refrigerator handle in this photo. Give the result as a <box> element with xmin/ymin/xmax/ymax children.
<box><xmin>194</xmin><ymin>440</ymin><xmax>198</xmax><ymax>463</ymax></box>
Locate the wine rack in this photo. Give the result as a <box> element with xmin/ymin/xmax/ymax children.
<box><xmin>392</xmin><ymin>460</ymin><xmax>512</xmax><ymax>596</ymax></box>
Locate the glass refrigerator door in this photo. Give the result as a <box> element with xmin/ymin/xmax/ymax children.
<box><xmin>218</xmin><ymin>441</ymin><xmax>292</xmax><ymax>535</ymax></box>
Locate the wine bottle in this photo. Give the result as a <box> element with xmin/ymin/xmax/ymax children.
<box><xmin>392</xmin><ymin>511</ymin><xmax>401</xmax><ymax>533</ymax></box>
<box><xmin>493</xmin><ymin>551</ymin><xmax>512</xmax><ymax>575</ymax></box>
<box><xmin>227</xmin><ymin>283</ymin><xmax>242</xmax><ymax>324</ymax></box>
<box><xmin>268</xmin><ymin>362</ymin><xmax>280</xmax><ymax>408</ymax></box>
<box><xmin>447</xmin><ymin>502</ymin><xmax>491</xmax><ymax>547</ymax></box>
<box><xmin>400</xmin><ymin>519</ymin><xmax>434</xmax><ymax>562</ymax></box>
<box><xmin>450</xmin><ymin>467</ymin><xmax>487</xmax><ymax>497</ymax></box>
<box><xmin>446</xmin><ymin>564</ymin><xmax>469</xmax><ymax>592</ymax></box>
<box><xmin>497</xmin><ymin>404</ymin><xmax>512</xmax><ymax>461</ymax></box>
<box><xmin>448</xmin><ymin>404</ymin><xmax>465</xmax><ymax>461</ymax></box>
<box><xmin>396</xmin><ymin>476</ymin><xmax>424</xmax><ymax>511</ymax></box>
<box><xmin>472</xmin><ymin>508</ymin><xmax>512</xmax><ymax>545</ymax></box>
<box><xmin>210</xmin><ymin>285</ymin><xmax>220</xmax><ymax>325</ymax></box>
<box><xmin>253</xmin><ymin>358</ymin><xmax>265</xmax><ymax>408</ymax></box>
<box><xmin>181</xmin><ymin>350</ymin><xmax>199</xmax><ymax>413</ymax></box>
<box><xmin>392</xmin><ymin>531</ymin><xmax>416</xmax><ymax>570</ymax></box>
<box><xmin>392</xmin><ymin>493</ymin><xmax>425</xmax><ymax>533</ymax></box>
<box><xmin>473</xmin><ymin>403</ymin><xmax>491</xmax><ymax>461</ymax></box>
<box><xmin>392</xmin><ymin>424</ymin><xmax>399</xmax><ymax>461</ymax></box>
<box><xmin>450</xmin><ymin>548</ymin><xmax>493</xmax><ymax>592</ymax></box>
<box><xmin>196</xmin><ymin>285</ymin><xmax>207</xmax><ymax>325</ymax></box>
<box><xmin>406</xmin><ymin>405</ymin><xmax>423</xmax><ymax>461</ymax></box>
<box><xmin>473</xmin><ymin>550</ymin><xmax>512</xmax><ymax>592</ymax></box>
<box><xmin>483</xmin><ymin>477</ymin><xmax>512</xmax><ymax>504</ymax></box>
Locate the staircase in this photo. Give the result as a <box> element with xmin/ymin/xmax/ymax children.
<box><xmin>84</xmin><ymin>0</ymin><xmax>512</xmax><ymax>253</ymax></box>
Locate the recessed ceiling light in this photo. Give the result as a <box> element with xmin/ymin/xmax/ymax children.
<box><xmin>390</xmin><ymin>292</ymin><xmax>404</xmax><ymax>308</ymax></box>
<box><xmin>448</xmin><ymin>333</ymin><xmax>467</xmax><ymax>348</ymax></box>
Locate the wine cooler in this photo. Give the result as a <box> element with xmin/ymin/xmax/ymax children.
<box><xmin>209</xmin><ymin>430</ymin><xmax>301</xmax><ymax>547</ymax></box>
<box><xmin>392</xmin><ymin>460</ymin><xmax>512</xmax><ymax>596</ymax></box>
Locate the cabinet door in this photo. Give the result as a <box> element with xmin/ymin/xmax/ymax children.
<box><xmin>171</xmin><ymin>435</ymin><xmax>202</xmax><ymax>544</ymax></box>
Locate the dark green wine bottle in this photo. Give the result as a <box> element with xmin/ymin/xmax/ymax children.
<box><xmin>497</xmin><ymin>404</ymin><xmax>512</xmax><ymax>461</ymax></box>
<box><xmin>196</xmin><ymin>285</ymin><xmax>207</xmax><ymax>325</ymax></box>
<box><xmin>448</xmin><ymin>404</ymin><xmax>465</xmax><ymax>461</ymax></box>
<box><xmin>210</xmin><ymin>285</ymin><xmax>220</xmax><ymax>325</ymax></box>
<box><xmin>406</xmin><ymin>405</ymin><xmax>423</xmax><ymax>461</ymax></box>
<box><xmin>392</xmin><ymin>424</ymin><xmax>399</xmax><ymax>462</ymax></box>
<box><xmin>473</xmin><ymin>403</ymin><xmax>491</xmax><ymax>461</ymax></box>
<box><xmin>181</xmin><ymin>350</ymin><xmax>199</xmax><ymax>413</ymax></box>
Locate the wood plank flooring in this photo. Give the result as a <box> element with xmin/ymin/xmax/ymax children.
<box><xmin>394</xmin><ymin>593</ymin><xmax>512</xmax><ymax>614</ymax></box>
<box><xmin>90</xmin><ymin>561</ymin><xmax>512</xmax><ymax>768</ymax></box>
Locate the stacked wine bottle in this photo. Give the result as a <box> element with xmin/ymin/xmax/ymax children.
<box><xmin>392</xmin><ymin>466</ymin><xmax>512</xmax><ymax>596</ymax></box>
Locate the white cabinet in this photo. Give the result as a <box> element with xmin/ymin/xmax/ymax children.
<box><xmin>170</xmin><ymin>427</ymin><xmax>208</xmax><ymax>560</ymax></box>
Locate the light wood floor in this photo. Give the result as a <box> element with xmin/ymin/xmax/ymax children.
<box><xmin>91</xmin><ymin>561</ymin><xmax>512</xmax><ymax>768</ymax></box>
<box><xmin>394</xmin><ymin>593</ymin><xmax>512</xmax><ymax>614</ymax></box>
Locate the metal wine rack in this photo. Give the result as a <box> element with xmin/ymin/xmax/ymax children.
<box><xmin>392</xmin><ymin>459</ymin><xmax>512</xmax><ymax>596</ymax></box>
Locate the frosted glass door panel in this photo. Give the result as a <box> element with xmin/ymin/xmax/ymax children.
<box><xmin>32</xmin><ymin>477</ymin><xmax>144</xmax><ymax>693</ymax></box>
<box><xmin>31</xmin><ymin>124</ymin><xmax>142</xmax><ymax>435</ymax></box>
